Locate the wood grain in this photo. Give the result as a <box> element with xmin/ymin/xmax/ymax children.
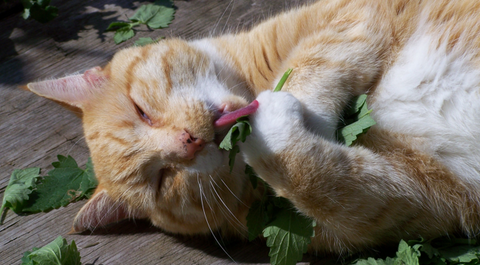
<box><xmin>0</xmin><ymin>0</ymin><xmax>332</xmax><ymax>264</ymax></box>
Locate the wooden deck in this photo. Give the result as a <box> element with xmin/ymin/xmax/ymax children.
<box><xmin>0</xmin><ymin>0</ymin><xmax>333</xmax><ymax>264</ymax></box>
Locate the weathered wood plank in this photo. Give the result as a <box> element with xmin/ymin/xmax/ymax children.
<box><xmin>0</xmin><ymin>0</ymin><xmax>331</xmax><ymax>264</ymax></box>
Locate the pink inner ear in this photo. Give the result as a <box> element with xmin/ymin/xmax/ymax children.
<box><xmin>27</xmin><ymin>67</ymin><xmax>107</xmax><ymax>108</ymax></box>
<box><xmin>72</xmin><ymin>189</ymin><xmax>134</xmax><ymax>233</ymax></box>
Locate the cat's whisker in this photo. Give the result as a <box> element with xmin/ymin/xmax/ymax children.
<box><xmin>217</xmin><ymin>177</ymin><xmax>248</xmax><ymax>207</ymax></box>
<box><xmin>198</xmin><ymin>178</ymin><xmax>224</xmax><ymax>238</ymax></box>
<box><xmin>66</xmin><ymin>135</ymin><xmax>86</xmax><ymax>157</ymax></box>
<box><xmin>197</xmin><ymin>175</ymin><xmax>237</xmax><ymax>263</ymax></box>
<box><xmin>221</xmin><ymin>0</ymin><xmax>235</xmax><ymax>35</ymax></box>
<box><xmin>208</xmin><ymin>179</ymin><xmax>247</xmax><ymax>228</ymax></box>
<box><xmin>212</xmin><ymin>0</ymin><xmax>236</xmax><ymax>36</ymax></box>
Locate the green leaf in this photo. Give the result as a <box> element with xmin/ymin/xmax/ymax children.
<box><xmin>246</xmin><ymin>200</ymin><xmax>268</xmax><ymax>241</ymax></box>
<box><xmin>22</xmin><ymin>156</ymin><xmax>98</xmax><ymax>213</ymax></box>
<box><xmin>438</xmin><ymin>244</ymin><xmax>480</xmax><ymax>264</ymax></box>
<box><xmin>271</xmin><ymin>196</ymin><xmax>293</xmax><ymax>209</ymax></box>
<box><xmin>106</xmin><ymin>22</ymin><xmax>132</xmax><ymax>31</ymax></box>
<box><xmin>134</xmin><ymin>37</ymin><xmax>164</xmax><ymax>47</ymax></box>
<box><xmin>113</xmin><ymin>27</ymin><xmax>135</xmax><ymax>44</ymax></box>
<box><xmin>227</xmin><ymin>145</ymin><xmax>240</xmax><ymax>173</ymax></box>
<box><xmin>263</xmin><ymin>208</ymin><xmax>315</xmax><ymax>265</ymax></box>
<box><xmin>21</xmin><ymin>0</ymin><xmax>58</xmax><ymax>23</ymax></box>
<box><xmin>338</xmin><ymin>115</ymin><xmax>376</xmax><ymax>146</ymax></box>
<box><xmin>146</xmin><ymin>6</ymin><xmax>175</xmax><ymax>29</ymax></box>
<box><xmin>0</xmin><ymin>168</ymin><xmax>41</xmax><ymax>219</ymax></box>
<box><xmin>396</xmin><ymin>240</ymin><xmax>421</xmax><ymax>265</ymax></box>
<box><xmin>21</xmin><ymin>247</ymin><xmax>39</xmax><ymax>265</ymax></box>
<box><xmin>245</xmin><ymin>165</ymin><xmax>258</xmax><ymax>189</ymax></box>
<box><xmin>22</xmin><ymin>236</ymin><xmax>81</xmax><ymax>265</ymax></box>
<box><xmin>130</xmin><ymin>4</ymin><xmax>160</xmax><ymax>24</ymax></box>
<box><xmin>337</xmin><ymin>94</ymin><xmax>376</xmax><ymax>146</ymax></box>
<box><xmin>352</xmin><ymin>257</ymin><xmax>396</xmax><ymax>265</ymax></box>
<box><xmin>154</xmin><ymin>0</ymin><xmax>174</xmax><ymax>8</ymax></box>
<box><xmin>218</xmin><ymin>116</ymin><xmax>252</xmax><ymax>172</ymax></box>
<box><xmin>130</xmin><ymin>3</ymin><xmax>175</xmax><ymax>29</ymax></box>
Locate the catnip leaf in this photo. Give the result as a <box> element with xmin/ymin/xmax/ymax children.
<box><xmin>21</xmin><ymin>0</ymin><xmax>58</xmax><ymax>23</ymax></box>
<box><xmin>21</xmin><ymin>247</ymin><xmax>39</xmax><ymax>265</ymax></box>
<box><xmin>245</xmin><ymin>165</ymin><xmax>258</xmax><ymax>189</ymax></box>
<box><xmin>219</xmin><ymin>116</ymin><xmax>252</xmax><ymax>172</ymax></box>
<box><xmin>352</xmin><ymin>257</ymin><xmax>396</xmax><ymax>265</ymax></box>
<box><xmin>113</xmin><ymin>27</ymin><xmax>135</xmax><ymax>44</ymax></box>
<box><xmin>263</xmin><ymin>208</ymin><xmax>315</xmax><ymax>265</ymax></box>
<box><xmin>219</xmin><ymin>116</ymin><xmax>252</xmax><ymax>150</ymax></box>
<box><xmin>0</xmin><ymin>168</ymin><xmax>41</xmax><ymax>220</ymax></box>
<box><xmin>339</xmin><ymin>115</ymin><xmax>376</xmax><ymax>146</ymax></box>
<box><xmin>129</xmin><ymin>3</ymin><xmax>175</xmax><ymax>29</ymax></box>
<box><xmin>395</xmin><ymin>240</ymin><xmax>421</xmax><ymax>265</ymax></box>
<box><xmin>337</xmin><ymin>94</ymin><xmax>376</xmax><ymax>146</ymax></box>
<box><xmin>437</xmin><ymin>242</ymin><xmax>480</xmax><ymax>264</ymax></box>
<box><xmin>22</xmin><ymin>156</ymin><xmax>98</xmax><ymax>213</ymax></box>
<box><xmin>134</xmin><ymin>37</ymin><xmax>164</xmax><ymax>47</ymax></box>
<box><xmin>227</xmin><ymin>145</ymin><xmax>240</xmax><ymax>172</ymax></box>
<box><xmin>108</xmin><ymin>1</ymin><xmax>174</xmax><ymax>45</ymax></box>
<box><xmin>271</xmin><ymin>196</ymin><xmax>293</xmax><ymax>209</ymax></box>
<box><xmin>246</xmin><ymin>200</ymin><xmax>268</xmax><ymax>241</ymax></box>
<box><xmin>154</xmin><ymin>0</ymin><xmax>174</xmax><ymax>8</ymax></box>
<box><xmin>146</xmin><ymin>6</ymin><xmax>175</xmax><ymax>29</ymax></box>
<box><xmin>106</xmin><ymin>22</ymin><xmax>132</xmax><ymax>31</ymax></box>
<box><xmin>22</xmin><ymin>236</ymin><xmax>81</xmax><ymax>265</ymax></box>
<box><xmin>130</xmin><ymin>4</ymin><xmax>160</xmax><ymax>24</ymax></box>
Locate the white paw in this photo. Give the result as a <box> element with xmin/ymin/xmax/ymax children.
<box><xmin>240</xmin><ymin>91</ymin><xmax>304</xmax><ymax>160</ymax></box>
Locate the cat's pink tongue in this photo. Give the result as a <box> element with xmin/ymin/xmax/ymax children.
<box><xmin>214</xmin><ymin>100</ymin><xmax>259</xmax><ymax>127</ymax></box>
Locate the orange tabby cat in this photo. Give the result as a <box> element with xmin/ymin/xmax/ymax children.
<box><xmin>26</xmin><ymin>0</ymin><xmax>480</xmax><ymax>255</ymax></box>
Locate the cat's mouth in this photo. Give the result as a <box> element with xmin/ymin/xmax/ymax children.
<box><xmin>213</xmin><ymin>100</ymin><xmax>259</xmax><ymax>128</ymax></box>
<box><xmin>213</xmin><ymin>100</ymin><xmax>259</xmax><ymax>145</ymax></box>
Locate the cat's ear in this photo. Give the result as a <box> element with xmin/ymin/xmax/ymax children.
<box><xmin>71</xmin><ymin>186</ymin><xmax>142</xmax><ymax>233</ymax></box>
<box><xmin>26</xmin><ymin>66</ymin><xmax>107</xmax><ymax>110</ymax></box>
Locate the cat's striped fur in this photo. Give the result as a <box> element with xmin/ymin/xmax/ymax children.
<box><xmin>27</xmin><ymin>0</ymin><xmax>480</xmax><ymax>255</ymax></box>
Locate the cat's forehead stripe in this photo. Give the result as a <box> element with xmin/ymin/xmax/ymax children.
<box><xmin>160</xmin><ymin>46</ymin><xmax>174</xmax><ymax>95</ymax></box>
<box><xmin>125</xmin><ymin>45</ymin><xmax>152</xmax><ymax>94</ymax></box>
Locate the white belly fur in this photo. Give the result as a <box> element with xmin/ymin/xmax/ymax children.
<box><xmin>372</xmin><ymin>22</ymin><xmax>480</xmax><ymax>184</ymax></box>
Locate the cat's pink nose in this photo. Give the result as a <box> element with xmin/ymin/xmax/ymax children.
<box><xmin>179</xmin><ymin>130</ymin><xmax>205</xmax><ymax>160</ymax></box>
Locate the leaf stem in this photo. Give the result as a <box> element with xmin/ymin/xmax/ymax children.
<box><xmin>273</xmin><ymin>68</ymin><xmax>293</xmax><ymax>92</ymax></box>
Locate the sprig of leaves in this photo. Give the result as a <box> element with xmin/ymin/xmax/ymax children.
<box><xmin>0</xmin><ymin>168</ymin><xmax>41</xmax><ymax>220</ymax></box>
<box><xmin>246</xmin><ymin>177</ymin><xmax>315</xmax><ymax>265</ymax></box>
<box><xmin>353</xmin><ymin>237</ymin><xmax>480</xmax><ymax>265</ymax></box>
<box><xmin>218</xmin><ymin>117</ymin><xmax>253</xmax><ymax>172</ymax></box>
<box><xmin>18</xmin><ymin>0</ymin><xmax>58</xmax><ymax>23</ymax></box>
<box><xmin>218</xmin><ymin>69</ymin><xmax>293</xmax><ymax>172</ymax></box>
<box><xmin>220</xmin><ymin>69</ymin><xmax>316</xmax><ymax>265</ymax></box>
<box><xmin>134</xmin><ymin>37</ymin><xmax>165</xmax><ymax>47</ymax></box>
<box><xmin>106</xmin><ymin>0</ymin><xmax>175</xmax><ymax>44</ymax></box>
<box><xmin>219</xmin><ymin>68</ymin><xmax>378</xmax><ymax>265</ymax></box>
<box><xmin>0</xmin><ymin>155</ymin><xmax>97</xmax><ymax>223</ymax></box>
<box><xmin>21</xmin><ymin>236</ymin><xmax>81</xmax><ymax>265</ymax></box>
<box><xmin>337</xmin><ymin>94</ymin><xmax>376</xmax><ymax>146</ymax></box>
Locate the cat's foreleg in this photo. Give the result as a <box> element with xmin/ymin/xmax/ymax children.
<box><xmin>240</xmin><ymin>91</ymin><xmax>463</xmax><ymax>253</ymax></box>
<box><xmin>276</xmin><ymin>16</ymin><xmax>390</xmax><ymax>140</ymax></box>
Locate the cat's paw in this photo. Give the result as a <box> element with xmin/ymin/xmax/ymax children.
<box><xmin>240</xmin><ymin>91</ymin><xmax>304</xmax><ymax>161</ymax></box>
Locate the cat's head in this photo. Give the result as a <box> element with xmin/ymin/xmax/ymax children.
<box><xmin>27</xmin><ymin>39</ymin><xmax>257</xmax><ymax>235</ymax></box>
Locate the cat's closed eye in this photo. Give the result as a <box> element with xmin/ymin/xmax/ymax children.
<box><xmin>133</xmin><ymin>102</ymin><xmax>152</xmax><ymax>125</ymax></box>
